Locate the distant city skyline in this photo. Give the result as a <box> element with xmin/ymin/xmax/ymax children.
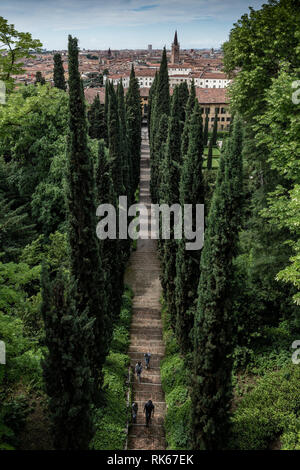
<box><xmin>2</xmin><ymin>0</ymin><xmax>266</xmax><ymax>50</ymax></box>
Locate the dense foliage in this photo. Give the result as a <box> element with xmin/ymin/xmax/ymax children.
<box><xmin>0</xmin><ymin>25</ymin><xmax>141</xmax><ymax>450</ymax></box>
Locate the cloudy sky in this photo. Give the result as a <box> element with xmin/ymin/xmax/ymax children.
<box><xmin>1</xmin><ymin>0</ymin><xmax>265</xmax><ymax>50</ymax></box>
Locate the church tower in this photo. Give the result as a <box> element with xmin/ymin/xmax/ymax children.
<box><xmin>171</xmin><ymin>30</ymin><xmax>180</xmax><ymax>64</ymax></box>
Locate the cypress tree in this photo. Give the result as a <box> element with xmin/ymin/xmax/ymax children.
<box><xmin>150</xmin><ymin>47</ymin><xmax>170</xmax><ymax>156</ymax></box>
<box><xmin>117</xmin><ymin>80</ymin><xmax>131</xmax><ymax>199</ymax></box>
<box><xmin>211</xmin><ymin>109</ymin><xmax>219</xmax><ymax>146</ymax></box>
<box><xmin>105</xmin><ymin>81</ymin><xmax>127</xmax><ymax>324</ymax></box>
<box><xmin>150</xmin><ymin>48</ymin><xmax>170</xmax><ymax>202</ymax></box>
<box><xmin>178</xmin><ymin>81</ymin><xmax>189</xmax><ymax>133</ymax></box>
<box><xmin>203</xmin><ymin>110</ymin><xmax>209</xmax><ymax>146</ymax></box>
<box><xmin>148</xmin><ymin>71</ymin><xmax>158</xmax><ymax>139</ymax></box>
<box><xmin>164</xmin><ymin>86</ymin><xmax>182</xmax><ymax>202</ymax></box>
<box><xmin>151</xmin><ymin>113</ymin><xmax>169</xmax><ymax>203</ymax></box>
<box><xmin>88</xmin><ymin>94</ymin><xmax>106</xmax><ymax>140</ymax></box>
<box><xmin>154</xmin><ymin>47</ymin><xmax>170</xmax><ymax>120</ymax></box>
<box><xmin>41</xmin><ymin>266</ymin><xmax>94</xmax><ymax>450</ymax></box>
<box><xmin>207</xmin><ymin>137</ymin><xmax>213</xmax><ymax>170</ymax></box>
<box><xmin>95</xmin><ymin>137</ymin><xmax>122</xmax><ymax>329</ymax></box>
<box><xmin>175</xmin><ymin>101</ymin><xmax>204</xmax><ymax>353</ymax></box>
<box><xmin>108</xmin><ymin>82</ymin><xmax>123</xmax><ymax>197</ymax></box>
<box><xmin>181</xmin><ymin>80</ymin><xmax>196</xmax><ymax>158</ymax></box>
<box><xmin>53</xmin><ymin>53</ymin><xmax>66</xmax><ymax>91</ymax></box>
<box><xmin>191</xmin><ymin>116</ymin><xmax>244</xmax><ymax>450</ymax></box>
<box><xmin>35</xmin><ymin>71</ymin><xmax>45</xmax><ymax>85</ymax></box>
<box><xmin>95</xmin><ymin>139</ymin><xmax>112</xmax><ymax>206</ymax></box>
<box><xmin>160</xmin><ymin>87</ymin><xmax>182</xmax><ymax>327</ymax></box>
<box><xmin>117</xmin><ymin>80</ymin><xmax>132</xmax><ymax>262</ymax></box>
<box><xmin>126</xmin><ymin>65</ymin><xmax>142</xmax><ymax>194</ymax></box>
<box><xmin>66</xmin><ymin>35</ymin><xmax>108</xmax><ymax>400</ymax></box>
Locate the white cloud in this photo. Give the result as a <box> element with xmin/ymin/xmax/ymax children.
<box><xmin>0</xmin><ymin>0</ymin><xmax>266</xmax><ymax>49</ymax></box>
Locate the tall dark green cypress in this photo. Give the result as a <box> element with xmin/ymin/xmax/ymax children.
<box><xmin>148</xmin><ymin>71</ymin><xmax>158</xmax><ymax>139</ymax></box>
<box><xmin>178</xmin><ymin>81</ymin><xmax>189</xmax><ymax>133</ymax></box>
<box><xmin>160</xmin><ymin>87</ymin><xmax>182</xmax><ymax>328</ymax></box>
<box><xmin>154</xmin><ymin>47</ymin><xmax>170</xmax><ymax>121</ymax></box>
<box><xmin>117</xmin><ymin>80</ymin><xmax>131</xmax><ymax>199</ymax></box>
<box><xmin>181</xmin><ymin>80</ymin><xmax>196</xmax><ymax>158</ymax></box>
<box><xmin>35</xmin><ymin>71</ymin><xmax>45</xmax><ymax>85</ymax></box>
<box><xmin>211</xmin><ymin>109</ymin><xmax>219</xmax><ymax>146</ymax></box>
<box><xmin>66</xmin><ymin>35</ymin><xmax>108</xmax><ymax>400</ymax></box>
<box><xmin>41</xmin><ymin>266</ymin><xmax>94</xmax><ymax>450</ymax></box>
<box><xmin>53</xmin><ymin>53</ymin><xmax>66</xmax><ymax>91</ymax></box>
<box><xmin>152</xmin><ymin>113</ymin><xmax>169</xmax><ymax>202</ymax></box>
<box><xmin>105</xmin><ymin>81</ymin><xmax>127</xmax><ymax>325</ymax></box>
<box><xmin>126</xmin><ymin>65</ymin><xmax>142</xmax><ymax>194</ymax></box>
<box><xmin>207</xmin><ymin>137</ymin><xmax>213</xmax><ymax>170</ymax></box>
<box><xmin>164</xmin><ymin>86</ymin><xmax>182</xmax><ymax>202</ymax></box>
<box><xmin>203</xmin><ymin>110</ymin><xmax>209</xmax><ymax>146</ymax></box>
<box><xmin>175</xmin><ymin>101</ymin><xmax>204</xmax><ymax>353</ymax></box>
<box><xmin>191</xmin><ymin>116</ymin><xmax>244</xmax><ymax>450</ymax></box>
<box><xmin>150</xmin><ymin>47</ymin><xmax>170</xmax><ymax>161</ymax></box>
<box><xmin>96</xmin><ymin>139</ymin><xmax>112</xmax><ymax>206</ymax></box>
<box><xmin>88</xmin><ymin>94</ymin><xmax>106</xmax><ymax>140</ymax></box>
<box><xmin>108</xmin><ymin>82</ymin><xmax>123</xmax><ymax>197</ymax></box>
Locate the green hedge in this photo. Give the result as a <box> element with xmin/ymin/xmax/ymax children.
<box><xmin>91</xmin><ymin>287</ymin><xmax>133</xmax><ymax>450</ymax></box>
<box><xmin>230</xmin><ymin>364</ymin><xmax>300</xmax><ymax>450</ymax></box>
<box><xmin>160</xmin><ymin>302</ymin><xmax>192</xmax><ymax>450</ymax></box>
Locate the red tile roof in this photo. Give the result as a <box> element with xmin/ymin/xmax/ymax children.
<box><xmin>195</xmin><ymin>88</ymin><xmax>229</xmax><ymax>104</ymax></box>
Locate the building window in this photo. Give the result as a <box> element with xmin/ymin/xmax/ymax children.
<box><xmin>226</xmin><ymin>117</ymin><xmax>231</xmax><ymax>122</ymax></box>
<box><xmin>211</xmin><ymin>117</ymin><xmax>214</xmax><ymax>122</ymax></box>
<box><xmin>215</xmin><ymin>107</ymin><xmax>220</xmax><ymax>113</ymax></box>
<box><xmin>221</xmin><ymin>117</ymin><xmax>225</xmax><ymax>121</ymax></box>
<box><xmin>205</xmin><ymin>107</ymin><xmax>210</xmax><ymax>113</ymax></box>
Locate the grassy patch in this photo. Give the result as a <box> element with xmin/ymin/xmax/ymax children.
<box><xmin>160</xmin><ymin>301</ymin><xmax>192</xmax><ymax>450</ymax></box>
<box><xmin>91</xmin><ymin>287</ymin><xmax>133</xmax><ymax>450</ymax></box>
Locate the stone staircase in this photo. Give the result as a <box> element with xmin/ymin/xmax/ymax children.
<box><xmin>124</xmin><ymin>129</ymin><xmax>166</xmax><ymax>451</ymax></box>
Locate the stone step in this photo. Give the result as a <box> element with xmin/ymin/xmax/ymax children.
<box><xmin>134</xmin><ymin>413</ymin><xmax>164</xmax><ymax>425</ymax></box>
<box><xmin>134</xmin><ymin>389</ymin><xmax>164</xmax><ymax>402</ymax></box>
<box><xmin>128</xmin><ymin>436</ymin><xmax>165</xmax><ymax>450</ymax></box>
<box><xmin>132</xmin><ymin>307</ymin><xmax>161</xmax><ymax>313</ymax></box>
<box><xmin>131</xmin><ymin>375</ymin><xmax>161</xmax><ymax>384</ymax></box>
<box><xmin>129</xmin><ymin>424</ymin><xmax>165</xmax><ymax>438</ymax></box>
<box><xmin>130</xmin><ymin>319</ymin><xmax>162</xmax><ymax>325</ymax></box>
<box><xmin>131</xmin><ymin>311</ymin><xmax>162</xmax><ymax>319</ymax></box>
<box><xmin>130</xmin><ymin>332</ymin><xmax>163</xmax><ymax>340</ymax></box>
<box><xmin>129</xmin><ymin>339</ymin><xmax>164</xmax><ymax>347</ymax></box>
<box><xmin>134</xmin><ymin>400</ymin><xmax>166</xmax><ymax>411</ymax></box>
<box><xmin>129</xmin><ymin>352</ymin><xmax>164</xmax><ymax>360</ymax></box>
<box><xmin>129</xmin><ymin>346</ymin><xmax>165</xmax><ymax>354</ymax></box>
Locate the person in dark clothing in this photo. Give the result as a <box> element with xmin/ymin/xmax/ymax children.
<box><xmin>135</xmin><ymin>361</ymin><xmax>143</xmax><ymax>383</ymax></box>
<box><xmin>144</xmin><ymin>399</ymin><xmax>154</xmax><ymax>427</ymax></box>
<box><xmin>132</xmin><ymin>402</ymin><xmax>138</xmax><ymax>423</ymax></box>
<box><xmin>144</xmin><ymin>352</ymin><xmax>151</xmax><ymax>369</ymax></box>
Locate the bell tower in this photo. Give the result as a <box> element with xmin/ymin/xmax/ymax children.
<box><xmin>171</xmin><ymin>30</ymin><xmax>180</xmax><ymax>64</ymax></box>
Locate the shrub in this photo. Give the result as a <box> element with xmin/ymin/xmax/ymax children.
<box><xmin>160</xmin><ymin>301</ymin><xmax>191</xmax><ymax>449</ymax></box>
<box><xmin>230</xmin><ymin>364</ymin><xmax>300</xmax><ymax>450</ymax></box>
<box><xmin>91</xmin><ymin>287</ymin><xmax>133</xmax><ymax>450</ymax></box>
